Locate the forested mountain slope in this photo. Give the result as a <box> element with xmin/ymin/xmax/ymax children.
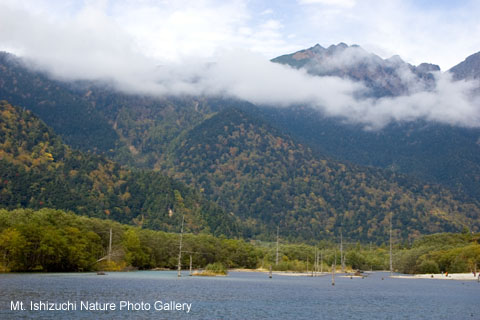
<box><xmin>0</xmin><ymin>101</ymin><xmax>238</xmax><ymax>236</ymax></box>
<box><xmin>166</xmin><ymin>107</ymin><xmax>480</xmax><ymax>242</ymax></box>
<box><xmin>2</xmin><ymin>50</ymin><xmax>480</xmax><ymax>242</ymax></box>
<box><xmin>257</xmin><ymin>106</ymin><xmax>480</xmax><ymax>200</ymax></box>
<box><xmin>269</xmin><ymin>45</ymin><xmax>480</xmax><ymax>199</ymax></box>
<box><xmin>0</xmin><ymin>52</ymin><xmax>121</xmax><ymax>153</ymax></box>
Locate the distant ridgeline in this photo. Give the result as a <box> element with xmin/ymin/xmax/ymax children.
<box><xmin>0</xmin><ymin>101</ymin><xmax>239</xmax><ymax>236</ymax></box>
<box><xmin>2</xmin><ymin>51</ymin><xmax>480</xmax><ymax>243</ymax></box>
<box><xmin>269</xmin><ymin>44</ymin><xmax>480</xmax><ymax>200</ymax></box>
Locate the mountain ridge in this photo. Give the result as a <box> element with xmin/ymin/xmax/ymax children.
<box><xmin>267</xmin><ymin>44</ymin><xmax>480</xmax><ymax>199</ymax></box>
<box><xmin>271</xmin><ymin>43</ymin><xmax>440</xmax><ymax>97</ymax></box>
<box><xmin>449</xmin><ymin>51</ymin><xmax>480</xmax><ymax>80</ymax></box>
<box><xmin>2</xmin><ymin>48</ymin><xmax>480</xmax><ymax>242</ymax></box>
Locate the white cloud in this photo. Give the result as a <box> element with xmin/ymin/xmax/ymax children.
<box><xmin>111</xmin><ymin>0</ymin><xmax>251</xmax><ymax>61</ymax></box>
<box><xmin>2</xmin><ymin>0</ymin><xmax>479</xmax><ymax>69</ymax></box>
<box><xmin>298</xmin><ymin>0</ymin><xmax>356</xmax><ymax>8</ymax></box>
<box><xmin>0</xmin><ymin>2</ymin><xmax>154</xmax><ymax>82</ymax></box>
<box><xmin>0</xmin><ymin>0</ymin><xmax>480</xmax><ymax>130</ymax></box>
<box><xmin>295</xmin><ymin>0</ymin><xmax>480</xmax><ymax>70</ymax></box>
<box><xmin>261</xmin><ymin>8</ymin><xmax>274</xmax><ymax>15</ymax></box>
<box><xmin>330</xmin><ymin>73</ymin><xmax>480</xmax><ymax>129</ymax></box>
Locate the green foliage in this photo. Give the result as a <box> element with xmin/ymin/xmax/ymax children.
<box><xmin>168</xmin><ymin>107</ymin><xmax>480</xmax><ymax>242</ymax></box>
<box><xmin>271</xmin><ymin>49</ymin><xmax>480</xmax><ymax>200</ymax></box>
<box><xmin>395</xmin><ymin>233</ymin><xmax>480</xmax><ymax>274</ymax></box>
<box><xmin>0</xmin><ymin>101</ymin><xmax>239</xmax><ymax>237</ymax></box>
<box><xmin>263</xmin><ymin>242</ymin><xmax>388</xmax><ymax>272</ymax></box>
<box><xmin>0</xmin><ymin>208</ymin><xmax>261</xmax><ymax>272</ymax></box>
<box><xmin>204</xmin><ymin>262</ymin><xmax>228</xmax><ymax>275</ymax></box>
<box><xmin>0</xmin><ymin>52</ymin><xmax>121</xmax><ymax>153</ymax></box>
<box><xmin>0</xmin><ymin>209</ymin><xmax>104</xmax><ymax>271</ymax></box>
<box><xmin>346</xmin><ymin>251</ymin><xmax>367</xmax><ymax>270</ymax></box>
<box><xmin>0</xmin><ymin>228</ymin><xmax>27</xmax><ymax>271</ymax></box>
<box><xmin>428</xmin><ymin>244</ymin><xmax>480</xmax><ymax>273</ymax></box>
<box><xmin>274</xmin><ymin>260</ymin><xmax>308</xmax><ymax>272</ymax></box>
<box><xmin>123</xmin><ymin>229</ymin><xmax>150</xmax><ymax>268</ymax></box>
<box><xmin>2</xmin><ymin>52</ymin><xmax>480</xmax><ymax>243</ymax></box>
<box><xmin>0</xmin><ymin>208</ymin><xmax>477</xmax><ymax>275</ymax></box>
<box><xmin>417</xmin><ymin>259</ymin><xmax>440</xmax><ymax>274</ymax></box>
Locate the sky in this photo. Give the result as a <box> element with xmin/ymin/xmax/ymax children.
<box><xmin>0</xmin><ymin>0</ymin><xmax>479</xmax><ymax>129</ymax></box>
<box><xmin>1</xmin><ymin>0</ymin><xmax>479</xmax><ymax>69</ymax></box>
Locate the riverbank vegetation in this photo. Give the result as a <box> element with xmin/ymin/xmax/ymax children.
<box><xmin>395</xmin><ymin>232</ymin><xmax>480</xmax><ymax>274</ymax></box>
<box><xmin>0</xmin><ymin>208</ymin><xmax>259</xmax><ymax>272</ymax></box>
<box><xmin>193</xmin><ymin>262</ymin><xmax>228</xmax><ymax>276</ymax></box>
<box><xmin>0</xmin><ymin>208</ymin><xmax>478</xmax><ymax>274</ymax></box>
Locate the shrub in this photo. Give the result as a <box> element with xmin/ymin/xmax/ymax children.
<box><xmin>204</xmin><ymin>262</ymin><xmax>228</xmax><ymax>275</ymax></box>
<box><xmin>417</xmin><ymin>259</ymin><xmax>440</xmax><ymax>274</ymax></box>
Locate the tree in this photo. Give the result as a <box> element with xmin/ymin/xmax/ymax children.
<box><xmin>0</xmin><ymin>228</ymin><xmax>27</xmax><ymax>271</ymax></box>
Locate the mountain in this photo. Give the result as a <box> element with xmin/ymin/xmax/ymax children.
<box><xmin>2</xmin><ymin>49</ymin><xmax>480</xmax><ymax>243</ymax></box>
<box><xmin>257</xmin><ymin>106</ymin><xmax>480</xmax><ymax>199</ymax></box>
<box><xmin>272</xmin><ymin>43</ymin><xmax>440</xmax><ymax>97</ymax></box>
<box><xmin>166</xmin><ymin>107</ymin><xmax>480</xmax><ymax>242</ymax></box>
<box><xmin>270</xmin><ymin>45</ymin><xmax>480</xmax><ymax>199</ymax></box>
<box><xmin>0</xmin><ymin>51</ymin><xmax>228</xmax><ymax>167</ymax></box>
<box><xmin>0</xmin><ymin>100</ymin><xmax>239</xmax><ymax>236</ymax></box>
<box><xmin>0</xmin><ymin>52</ymin><xmax>122</xmax><ymax>154</ymax></box>
<box><xmin>449</xmin><ymin>51</ymin><xmax>480</xmax><ymax>80</ymax></box>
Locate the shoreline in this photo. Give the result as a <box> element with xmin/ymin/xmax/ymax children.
<box><xmin>230</xmin><ymin>269</ymin><xmax>341</xmax><ymax>276</ymax></box>
<box><xmin>392</xmin><ymin>273</ymin><xmax>480</xmax><ymax>281</ymax></box>
<box><xmin>3</xmin><ymin>269</ymin><xmax>479</xmax><ymax>281</ymax></box>
<box><xmin>231</xmin><ymin>270</ymin><xmax>480</xmax><ymax>281</ymax></box>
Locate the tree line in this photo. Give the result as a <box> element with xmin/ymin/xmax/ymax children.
<box><xmin>1</xmin><ymin>208</ymin><xmax>478</xmax><ymax>274</ymax></box>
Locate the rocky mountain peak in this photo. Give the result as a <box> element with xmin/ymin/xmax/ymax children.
<box><xmin>272</xmin><ymin>42</ymin><xmax>438</xmax><ymax>97</ymax></box>
<box><xmin>449</xmin><ymin>51</ymin><xmax>480</xmax><ymax>80</ymax></box>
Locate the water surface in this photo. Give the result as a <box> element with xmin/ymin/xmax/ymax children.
<box><xmin>0</xmin><ymin>271</ymin><xmax>478</xmax><ymax>319</ymax></box>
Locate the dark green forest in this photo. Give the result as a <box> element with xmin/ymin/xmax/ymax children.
<box><xmin>257</xmin><ymin>105</ymin><xmax>480</xmax><ymax>200</ymax></box>
<box><xmin>0</xmin><ymin>101</ymin><xmax>238</xmax><ymax>236</ymax></box>
<box><xmin>1</xmin><ymin>50</ymin><xmax>480</xmax><ymax>263</ymax></box>
<box><xmin>2</xmin><ymin>98</ymin><xmax>480</xmax><ymax>242</ymax></box>
<box><xmin>168</xmin><ymin>107</ymin><xmax>480</xmax><ymax>241</ymax></box>
<box><xmin>269</xmin><ymin>44</ymin><xmax>480</xmax><ymax>200</ymax></box>
<box><xmin>0</xmin><ymin>52</ymin><xmax>121</xmax><ymax>153</ymax></box>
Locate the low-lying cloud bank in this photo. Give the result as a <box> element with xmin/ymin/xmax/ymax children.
<box><xmin>0</xmin><ymin>2</ymin><xmax>479</xmax><ymax>130</ymax></box>
<box><xmin>154</xmin><ymin>53</ymin><xmax>480</xmax><ymax>129</ymax></box>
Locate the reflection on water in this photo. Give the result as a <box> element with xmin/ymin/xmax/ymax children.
<box><xmin>0</xmin><ymin>271</ymin><xmax>479</xmax><ymax>319</ymax></box>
